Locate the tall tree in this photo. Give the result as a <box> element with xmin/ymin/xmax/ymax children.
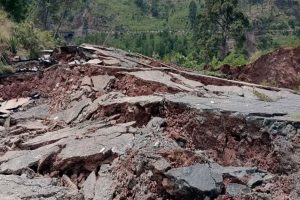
<box><xmin>151</xmin><ymin>0</ymin><xmax>159</xmax><ymax>17</ymax></box>
<box><xmin>0</xmin><ymin>0</ymin><xmax>31</xmax><ymax>22</ymax></box>
<box><xmin>195</xmin><ymin>0</ymin><xmax>249</xmax><ymax>62</ymax></box>
<box><xmin>135</xmin><ymin>0</ymin><xmax>148</xmax><ymax>13</ymax></box>
<box><xmin>189</xmin><ymin>1</ymin><xmax>198</xmax><ymax>29</ymax></box>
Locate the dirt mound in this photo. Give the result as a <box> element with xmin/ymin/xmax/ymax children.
<box><xmin>220</xmin><ymin>46</ymin><xmax>300</xmax><ymax>89</ymax></box>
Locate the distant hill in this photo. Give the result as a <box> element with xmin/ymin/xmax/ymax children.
<box><xmin>68</xmin><ymin>0</ymin><xmax>300</xmax><ymax>33</ymax></box>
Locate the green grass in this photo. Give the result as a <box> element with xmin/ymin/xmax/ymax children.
<box><xmin>0</xmin><ymin>64</ymin><xmax>14</xmax><ymax>75</ymax></box>
<box><xmin>253</xmin><ymin>90</ymin><xmax>274</xmax><ymax>102</ymax></box>
<box><xmin>274</xmin><ymin>36</ymin><xmax>300</xmax><ymax>48</ymax></box>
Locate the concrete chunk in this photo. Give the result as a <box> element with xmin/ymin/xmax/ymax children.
<box><xmin>91</xmin><ymin>75</ymin><xmax>115</xmax><ymax>92</ymax></box>
<box><xmin>83</xmin><ymin>171</ymin><xmax>97</xmax><ymax>200</ymax></box>
<box><xmin>0</xmin><ymin>145</ymin><xmax>61</xmax><ymax>174</ymax></box>
<box><xmin>0</xmin><ymin>98</ymin><xmax>30</xmax><ymax>111</ymax></box>
<box><xmin>0</xmin><ymin>175</ymin><xmax>82</xmax><ymax>199</ymax></box>
<box><xmin>165</xmin><ymin>164</ymin><xmax>223</xmax><ymax>197</ymax></box>
<box><xmin>87</xmin><ymin>59</ymin><xmax>102</xmax><ymax>65</ymax></box>
<box><xmin>81</xmin><ymin>76</ymin><xmax>92</xmax><ymax>86</ymax></box>
<box><xmin>94</xmin><ymin>165</ymin><xmax>115</xmax><ymax>200</ymax></box>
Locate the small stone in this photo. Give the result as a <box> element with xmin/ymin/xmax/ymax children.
<box><xmin>152</xmin><ymin>158</ymin><xmax>171</xmax><ymax>172</ymax></box>
<box><xmin>247</xmin><ymin>175</ymin><xmax>264</xmax><ymax>188</ymax></box>
<box><xmin>4</xmin><ymin>117</ymin><xmax>11</xmax><ymax>128</ymax></box>
<box><xmin>153</xmin><ymin>141</ymin><xmax>160</xmax><ymax>148</ymax></box>
<box><xmin>226</xmin><ymin>183</ymin><xmax>250</xmax><ymax>196</ymax></box>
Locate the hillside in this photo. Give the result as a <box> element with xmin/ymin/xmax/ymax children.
<box><xmin>64</xmin><ymin>0</ymin><xmax>300</xmax><ymax>33</ymax></box>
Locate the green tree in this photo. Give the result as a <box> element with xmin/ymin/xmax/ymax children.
<box><xmin>195</xmin><ymin>0</ymin><xmax>249</xmax><ymax>62</ymax></box>
<box><xmin>0</xmin><ymin>0</ymin><xmax>31</xmax><ymax>22</ymax></box>
<box><xmin>135</xmin><ymin>0</ymin><xmax>148</xmax><ymax>13</ymax></box>
<box><xmin>151</xmin><ymin>0</ymin><xmax>159</xmax><ymax>17</ymax></box>
<box><xmin>189</xmin><ymin>1</ymin><xmax>198</xmax><ymax>29</ymax></box>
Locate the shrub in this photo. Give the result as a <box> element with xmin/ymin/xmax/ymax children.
<box><xmin>7</xmin><ymin>37</ymin><xmax>17</xmax><ymax>54</ymax></box>
<box><xmin>222</xmin><ymin>52</ymin><xmax>248</xmax><ymax>66</ymax></box>
<box><xmin>295</xmin><ymin>27</ymin><xmax>300</xmax><ymax>37</ymax></box>
<box><xmin>257</xmin><ymin>34</ymin><xmax>277</xmax><ymax>50</ymax></box>
<box><xmin>210</xmin><ymin>51</ymin><xmax>248</xmax><ymax>69</ymax></box>
<box><xmin>0</xmin><ymin>10</ymin><xmax>13</xmax><ymax>50</ymax></box>
<box><xmin>0</xmin><ymin>61</ymin><xmax>13</xmax><ymax>75</ymax></box>
<box><xmin>13</xmin><ymin>22</ymin><xmax>56</xmax><ymax>58</ymax></box>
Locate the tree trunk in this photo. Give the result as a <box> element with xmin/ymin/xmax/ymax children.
<box><xmin>220</xmin><ymin>37</ymin><xmax>228</xmax><ymax>60</ymax></box>
<box><xmin>54</xmin><ymin>10</ymin><xmax>66</xmax><ymax>38</ymax></box>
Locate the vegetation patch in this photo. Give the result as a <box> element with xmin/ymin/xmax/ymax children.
<box><xmin>253</xmin><ymin>90</ymin><xmax>274</xmax><ymax>102</ymax></box>
<box><xmin>0</xmin><ymin>62</ymin><xmax>13</xmax><ymax>75</ymax></box>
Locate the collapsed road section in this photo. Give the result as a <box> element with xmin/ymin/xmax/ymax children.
<box><xmin>0</xmin><ymin>44</ymin><xmax>299</xmax><ymax>200</ymax></box>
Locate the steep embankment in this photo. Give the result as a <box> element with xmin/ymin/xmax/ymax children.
<box><xmin>221</xmin><ymin>46</ymin><xmax>300</xmax><ymax>89</ymax></box>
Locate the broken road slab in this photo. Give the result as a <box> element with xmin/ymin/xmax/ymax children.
<box><xmin>0</xmin><ymin>44</ymin><xmax>299</xmax><ymax>200</ymax></box>
<box><xmin>0</xmin><ymin>174</ymin><xmax>82</xmax><ymax>199</ymax></box>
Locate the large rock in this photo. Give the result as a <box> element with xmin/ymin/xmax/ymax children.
<box><xmin>12</xmin><ymin>104</ymin><xmax>49</xmax><ymax>120</ymax></box>
<box><xmin>164</xmin><ymin>163</ymin><xmax>261</xmax><ymax>198</ymax></box>
<box><xmin>164</xmin><ymin>164</ymin><xmax>223</xmax><ymax>198</ymax></box>
<box><xmin>52</xmin><ymin>98</ymin><xmax>92</xmax><ymax>124</ymax></box>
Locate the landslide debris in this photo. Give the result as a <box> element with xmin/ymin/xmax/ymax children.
<box><xmin>0</xmin><ymin>44</ymin><xmax>299</xmax><ymax>200</ymax></box>
<box><xmin>220</xmin><ymin>46</ymin><xmax>300</xmax><ymax>90</ymax></box>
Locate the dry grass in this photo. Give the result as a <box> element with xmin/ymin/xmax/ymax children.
<box><xmin>0</xmin><ymin>10</ymin><xmax>13</xmax><ymax>50</ymax></box>
<box><xmin>0</xmin><ymin>64</ymin><xmax>14</xmax><ymax>75</ymax></box>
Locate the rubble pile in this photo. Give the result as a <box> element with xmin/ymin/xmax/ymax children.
<box><xmin>0</xmin><ymin>44</ymin><xmax>299</xmax><ymax>200</ymax></box>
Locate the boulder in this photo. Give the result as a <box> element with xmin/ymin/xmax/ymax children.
<box><xmin>164</xmin><ymin>164</ymin><xmax>223</xmax><ymax>198</ymax></box>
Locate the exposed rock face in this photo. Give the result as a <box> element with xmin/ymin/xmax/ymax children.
<box><xmin>0</xmin><ymin>44</ymin><xmax>299</xmax><ymax>199</ymax></box>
